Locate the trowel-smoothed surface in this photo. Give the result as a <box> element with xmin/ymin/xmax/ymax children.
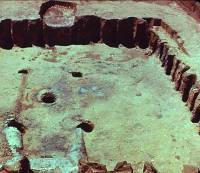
<box><xmin>0</xmin><ymin>44</ymin><xmax>200</xmax><ymax>172</ymax></box>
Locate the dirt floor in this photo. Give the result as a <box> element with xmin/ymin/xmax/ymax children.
<box><xmin>80</xmin><ymin>45</ymin><xmax>200</xmax><ymax>173</ymax></box>
<box><xmin>0</xmin><ymin>44</ymin><xmax>200</xmax><ymax>173</ymax></box>
<box><xmin>0</xmin><ymin>1</ymin><xmax>200</xmax><ymax>173</ymax></box>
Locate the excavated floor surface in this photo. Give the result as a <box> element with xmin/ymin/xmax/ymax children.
<box><xmin>0</xmin><ymin>45</ymin><xmax>200</xmax><ymax>173</ymax></box>
<box><xmin>1</xmin><ymin>1</ymin><xmax>200</xmax><ymax>173</ymax></box>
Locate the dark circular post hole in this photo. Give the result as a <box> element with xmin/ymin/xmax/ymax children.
<box><xmin>40</xmin><ymin>92</ymin><xmax>57</xmax><ymax>104</ymax></box>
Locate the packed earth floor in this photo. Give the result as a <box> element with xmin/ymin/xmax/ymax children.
<box><xmin>1</xmin><ymin>1</ymin><xmax>200</xmax><ymax>173</ymax></box>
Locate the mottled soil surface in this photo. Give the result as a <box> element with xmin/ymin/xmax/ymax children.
<box><xmin>0</xmin><ymin>44</ymin><xmax>200</xmax><ymax>173</ymax></box>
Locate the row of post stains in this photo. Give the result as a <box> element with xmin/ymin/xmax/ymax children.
<box><xmin>149</xmin><ymin>31</ymin><xmax>200</xmax><ymax>123</ymax></box>
<box><xmin>0</xmin><ymin>16</ymin><xmax>163</xmax><ymax>50</ymax></box>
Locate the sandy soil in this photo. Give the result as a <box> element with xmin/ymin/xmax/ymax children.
<box><xmin>0</xmin><ymin>44</ymin><xmax>199</xmax><ymax>173</ymax></box>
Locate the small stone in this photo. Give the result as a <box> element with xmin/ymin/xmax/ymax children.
<box><xmin>114</xmin><ymin>161</ymin><xmax>133</xmax><ymax>173</ymax></box>
<box><xmin>143</xmin><ymin>162</ymin><xmax>158</xmax><ymax>173</ymax></box>
<box><xmin>132</xmin><ymin>63</ymin><xmax>138</xmax><ymax>68</ymax></box>
<box><xmin>79</xmin><ymin>160</ymin><xmax>107</xmax><ymax>173</ymax></box>
<box><xmin>136</xmin><ymin>92</ymin><xmax>142</xmax><ymax>96</ymax></box>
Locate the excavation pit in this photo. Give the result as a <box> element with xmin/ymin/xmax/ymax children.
<box><xmin>1</xmin><ymin>1</ymin><xmax>200</xmax><ymax>173</ymax></box>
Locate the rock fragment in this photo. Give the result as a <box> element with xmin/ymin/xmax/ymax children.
<box><xmin>143</xmin><ymin>162</ymin><xmax>158</xmax><ymax>173</ymax></box>
<box><xmin>79</xmin><ymin>160</ymin><xmax>107</xmax><ymax>173</ymax></box>
<box><xmin>114</xmin><ymin>161</ymin><xmax>133</xmax><ymax>173</ymax></box>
